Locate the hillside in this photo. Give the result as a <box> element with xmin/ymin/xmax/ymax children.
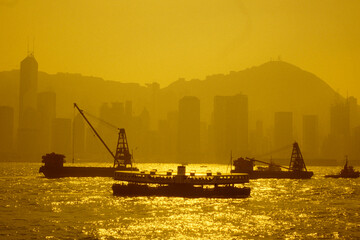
<box><xmin>159</xmin><ymin>61</ymin><xmax>341</xmax><ymax>131</ymax></box>
<box><xmin>0</xmin><ymin>61</ymin><xmax>342</xmax><ymax>134</ymax></box>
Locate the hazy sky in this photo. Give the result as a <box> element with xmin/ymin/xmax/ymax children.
<box><xmin>1</xmin><ymin>0</ymin><xmax>360</xmax><ymax>98</ymax></box>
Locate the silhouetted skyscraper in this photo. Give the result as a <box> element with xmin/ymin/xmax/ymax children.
<box><xmin>330</xmin><ymin>101</ymin><xmax>350</xmax><ymax>137</ymax></box>
<box><xmin>326</xmin><ymin>100</ymin><xmax>351</xmax><ymax>159</ymax></box>
<box><xmin>348</xmin><ymin>96</ymin><xmax>358</xmax><ymax>130</ymax></box>
<box><xmin>303</xmin><ymin>115</ymin><xmax>319</xmax><ymax>158</ymax></box>
<box><xmin>37</xmin><ymin>91</ymin><xmax>56</xmax><ymax>154</ymax></box>
<box><xmin>351</xmin><ymin>126</ymin><xmax>360</xmax><ymax>162</ymax></box>
<box><xmin>17</xmin><ymin>53</ymin><xmax>40</xmax><ymax>158</ymax></box>
<box><xmin>19</xmin><ymin>53</ymin><xmax>38</xmax><ymax>129</ymax></box>
<box><xmin>0</xmin><ymin>106</ymin><xmax>14</xmax><ymax>153</ymax></box>
<box><xmin>274</xmin><ymin>112</ymin><xmax>293</xmax><ymax>157</ymax></box>
<box><xmin>214</xmin><ymin>94</ymin><xmax>248</xmax><ymax>162</ymax></box>
<box><xmin>73</xmin><ymin>113</ymin><xmax>85</xmax><ymax>159</ymax></box>
<box><xmin>177</xmin><ymin>96</ymin><xmax>200</xmax><ymax>162</ymax></box>
<box><xmin>51</xmin><ymin>118</ymin><xmax>72</xmax><ymax>155</ymax></box>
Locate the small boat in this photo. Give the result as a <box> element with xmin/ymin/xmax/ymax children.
<box><xmin>325</xmin><ymin>158</ymin><xmax>359</xmax><ymax>178</ymax></box>
<box><xmin>112</xmin><ymin>165</ymin><xmax>250</xmax><ymax>198</ymax></box>
<box><xmin>231</xmin><ymin>142</ymin><xmax>313</xmax><ymax>179</ymax></box>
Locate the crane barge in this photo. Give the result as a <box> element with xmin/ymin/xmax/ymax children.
<box><xmin>39</xmin><ymin>103</ymin><xmax>138</xmax><ymax>178</ymax></box>
<box><xmin>231</xmin><ymin>142</ymin><xmax>313</xmax><ymax>179</ymax></box>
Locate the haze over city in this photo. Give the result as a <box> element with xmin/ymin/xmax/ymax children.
<box><xmin>1</xmin><ymin>0</ymin><xmax>360</xmax><ymax>99</ymax></box>
<box><xmin>2</xmin><ymin>1</ymin><xmax>360</xmax><ymax>239</ymax></box>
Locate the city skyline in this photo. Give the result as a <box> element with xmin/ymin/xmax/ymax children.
<box><xmin>2</xmin><ymin>52</ymin><xmax>359</xmax><ymax>164</ymax></box>
<box><xmin>2</xmin><ymin>2</ymin><xmax>360</xmax><ymax>239</ymax></box>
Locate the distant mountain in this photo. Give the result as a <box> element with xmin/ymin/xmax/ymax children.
<box><xmin>0</xmin><ymin>61</ymin><xmax>342</xmax><ymax>134</ymax></box>
<box><xmin>159</xmin><ymin>61</ymin><xmax>341</xmax><ymax>132</ymax></box>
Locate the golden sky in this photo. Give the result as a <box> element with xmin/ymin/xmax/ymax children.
<box><xmin>1</xmin><ymin>0</ymin><xmax>360</xmax><ymax>98</ymax></box>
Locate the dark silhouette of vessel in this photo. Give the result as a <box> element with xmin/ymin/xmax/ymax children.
<box><xmin>325</xmin><ymin>158</ymin><xmax>359</xmax><ymax>178</ymax></box>
<box><xmin>112</xmin><ymin>165</ymin><xmax>250</xmax><ymax>198</ymax></box>
<box><xmin>39</xmin><ymin>103</ymin><xmax>138</xmax><ymax>178</ymax></box>
<box><xmin>231</xmin><ymin>142</ymin><xmax>313</xmax><ymax>179</ymax></box>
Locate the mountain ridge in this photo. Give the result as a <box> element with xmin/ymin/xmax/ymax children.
<box><xmin>0</xmin><ymin>61</ymin><xmax>343</xmax><ymax>136</ymax></box>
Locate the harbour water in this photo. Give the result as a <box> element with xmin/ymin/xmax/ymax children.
<box><xmin>1</xmin><ymin>162</ymin><xmax>359</xmax><ymax>239</ymax></box>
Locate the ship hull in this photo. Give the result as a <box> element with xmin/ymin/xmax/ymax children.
<box><xmin>112</xmin><ymin>183</ymin><xmax>250</xmax><ymax>198</ymax></box>
<box><xmin>39</xmin><ymin>166</ymin><xmax>138</xmax><ymax>178</ymax></box>
<box><xmin>231</xmin><ymin>170</ymin><xmax>313</xmax><ymax>179</ymax></box>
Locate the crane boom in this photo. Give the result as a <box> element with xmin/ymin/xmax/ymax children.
<box><xmin>74</xmin><ymin>103</ymin><xmax>115</xmax><ymax>159</ymax></box>
<box><xmin>245</xmin><ymin>157</ymin><xmax>290</xmax><ymax>170</ymax></box>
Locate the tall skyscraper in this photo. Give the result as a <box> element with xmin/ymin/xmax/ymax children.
<box><xmin>37</xmin><ymin>91</ymin><xmax>56</xmax><ymax>154</ymax></box>
<box><xmin>17</xmin><ymin>53</ymin><xmax>40</xmax><ymax>158</ymax></box>
<box><xmin>19</xmin><ymin>53</ymin><xmax>38</xmax><ymax>129</ymax></box>
<box><xmin>302</xmin><ymin>115</ymin><xmax>319</xmax><ymax>158</ymax></box>
<box><xmin>330</xmin><ymin>101</ymin><xmax>350</xmax><ymax>137</ymax></box>
<box><xmin>177</xmin><ymin>96</ymin><xmax>200</xmax><ymax>162</ymax></box>
<box><xmin>348</xmin><ymin>96</ymin><xmax>359</xmax><ymax>130</ymax></box>
<box><xmin>213</xmin><ymin>94</ymin><xmax>248</xmax><ymax>162</ymax></box>
<box><xmin>326</xmin><ymin>100</ymin><xmax>351</xmax><ymax>159</ymax></box>
<box><xmin>274</xmin><ymin>112</ymin><xmax>293</xmax><ymax>157</ymax></box>
<box><xmin>73</xmin><ymin>113</ymin><xmax>85</xmax><ymax>159</ymax></box>
<box><xmin>51</xmin><ymin>118</ymin><xmax>72</xmax><ymax>155</ymax></box>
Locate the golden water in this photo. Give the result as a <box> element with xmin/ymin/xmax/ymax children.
<box><xmin>1</xmin><ymin>163</ymin><xmax>359</xmax><ymax>239</ymax></box>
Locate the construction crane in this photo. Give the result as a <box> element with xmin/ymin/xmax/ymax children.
<box><xmin>74</xmin><ymin>103</ymin><xmax>133</xmax><ymax>169</ymax></box>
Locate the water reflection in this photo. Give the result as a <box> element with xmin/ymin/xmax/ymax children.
<box><xmin>0</xmin><ymin>163</ymin><xmax>359</xmax><ymax>239</ymax></box>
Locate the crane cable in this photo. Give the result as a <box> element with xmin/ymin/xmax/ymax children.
<box><xmin>81</xmin><ymin>109</ymin><xmax>119</xmax><ymax>130</ymax></box>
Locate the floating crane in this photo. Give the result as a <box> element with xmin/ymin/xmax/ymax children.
<box><xmin>232</xmin><ymin>142</ymin><xmax>313</xmax><ymax>179</ymax></box>
<box><xmin>39</xmin><ymin>104</ymin><xmax>137</xmax><ymax>178</ymax></box>
<box><xmin>74</xmin><ymin>103</ymin><xmax>134</xmax><ymax>169</ymax></box>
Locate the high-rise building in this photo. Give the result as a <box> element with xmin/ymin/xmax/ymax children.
<box><xmin>274</xmin><ymin>112</ymin><xmax>293</xmax><ymax>157</ymax></box>
<box><xmin>250</xmin><ymin>120</ymin><xmax>268</xmax><ymax>156</ymax></box>
<box><xmin>18</xmin><ymin>53</ymin><xmax>39</xmax><ymax>158</ymax></box>
<box><xmin>177</xmin><ymin>96</ymin><xmax>200</xmax><ymax>162</ymax></box>
<box><xmin>0</xmin><ymin>106</ymin><xmax>14</xmax><ymax>153</ymax></box>
<box><xmin>302</xmin><ymin>115</ymin><xmax>319</xmax><ymax>158</ymax></box>
<box><xmin>330</xmin><ymin>101</ymin><xmax>350</xmax><ymax>137</ymax></box>
<box><xmin>348</xmin><ymin>96</ymin><xmax>359</xmax><ymax>130</ymax></box>
<box><xmin>326</xmin><ymin>99</ymin><xmax>352</xmax><ymax>159</ymax></box>
<box><xmin>213</xmin><ymin>94</ymin><xmax>248</xmax><ymax>162</ymax></box>
<box><xmin>73</xmin><ymin>113</ymin><xmax>85</xmax><ymax>159</ymax></box>
<box><xmin>37</xmin><ymin>91</ymin><xmax>56</xmax><ymax>154</ymax></box>
<box><xmin>51</xmin><ymin>118</ymin><xmax>72</xmax><ymax>155</ymax></box>
<box><xmin>19</xmin><ymin>53</ymin><xmax>38</xmax><ymax>129</ymax></box>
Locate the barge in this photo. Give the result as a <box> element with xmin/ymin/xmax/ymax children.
<box><xmin>232</xmin><ymin>142</ymin><xmax>313</xmax><ymax>179</ymax></box>
<box><xmin>39</xmin><ymin>103</ymin><xmax>138</xmax><ymax>178</ymax></box>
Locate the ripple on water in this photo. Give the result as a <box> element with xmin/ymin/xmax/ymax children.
<box><xmin>0</xmin><ymin>163</ymin><xmax>360</xmax><ymax>239</ymax></box>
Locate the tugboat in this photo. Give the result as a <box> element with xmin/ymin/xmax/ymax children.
<box><xmin>39</xmin><ymin>103</ymin><xmax>138</xmax><ymax>178</ymax></box>
<box><xmin>231</xmin><ymin>142</ymin><xmax>313</xmax><ymax>179</ymax></box>
<box><xmin>112</xmin><ymin>165</ymin><xmax>250</xmax><ymax>198</ymax></box>
<box><xmin>325</xmin><ymin>157</ymin><xmax>360</xmax><ymax>178</ymax></box>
